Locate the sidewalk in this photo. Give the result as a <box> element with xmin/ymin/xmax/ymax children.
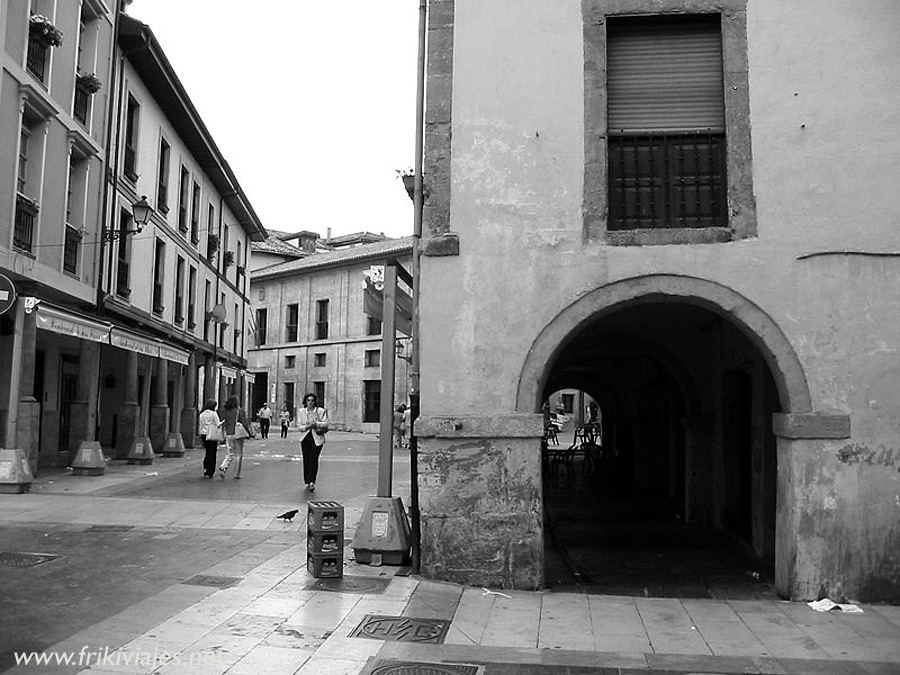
<box><xmin>2</xmin><ymin>443</ymin><xmax>899</xmax><ymax>675</ymax></box>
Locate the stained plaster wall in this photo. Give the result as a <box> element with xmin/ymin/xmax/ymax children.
<box><xmin>418</xmin><ymin>0</ymin><xmax>900</xmax><ymax>597</ymax></box>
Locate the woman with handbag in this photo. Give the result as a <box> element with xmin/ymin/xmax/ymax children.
<box><xmin>218</xmin><ymin>396</ymin><xmax>254</xmax><ymax>480</ymax></box>
<box><xmin>299</xmin><ymin>393</ymin><xmax>328</xmax><ymax>491</ymax></box>
<box><xmin>198</xmin><ymin>399</ymin><xmax>223</xmax><ymax>478</ymax></box>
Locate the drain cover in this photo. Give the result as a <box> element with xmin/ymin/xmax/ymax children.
<box><xmin>304</xmin><ymin>576</ymin><xmax>390</xmax><ymax>594</ymax></box>
<box><xmin>0</xmin><ymin>552</ymin><xmax>61</xmax><ymax>567</ymax></box>
<box><xmin>181</xmin><ymin>574</ymin><xmax>242</xmax><ymax>588</ymax></box>
<box><xmin>368</xmin><ymin>661</ymin><xmax>482</xmax><ymax>675</ymax></box>
<box><xmin>350</xmin><ymin>615</ymin><xmax>449</xmax><ymax>644</ymax></box>
<box><xmin>85</xmin><ymin>525</ymin><xmax>134</xmax><ymax>532</ymax></box>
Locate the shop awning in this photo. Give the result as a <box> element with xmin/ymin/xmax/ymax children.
<box><xmin>35</xmin><ymin>304</ymin><xmax>111</xmax><ymax>342</ymax></box>
<box><xmin>158</xmin><ymin>342</ymin><xmax>190</xmax><ymax>366</ymax></box>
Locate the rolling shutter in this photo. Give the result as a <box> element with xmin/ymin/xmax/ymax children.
<box><xmin>607</xmin><ymin>15</ymin><xmax>724</xmax><ymax>134</ymax></box>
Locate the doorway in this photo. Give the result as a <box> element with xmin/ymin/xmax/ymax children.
<box><xmin>538</xmin><ymin>300</ymin><xmax>781</xmax><ymax>598</ymax></box>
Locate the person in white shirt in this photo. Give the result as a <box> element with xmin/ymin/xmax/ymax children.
<box><xmin>197</xmin><ymin>399</ymin><xmax>222</xmax><ymax>478</ymax></box>
<box><xmin>299</xmin><ymin>393</ymin><xmax>328</xmax><ymax>491</ymax></box>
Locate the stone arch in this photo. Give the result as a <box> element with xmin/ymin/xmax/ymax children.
<box><xmin>517</xmin><ymin>274</ymin><xmax>811</xmax><ymax>415</ymax></box>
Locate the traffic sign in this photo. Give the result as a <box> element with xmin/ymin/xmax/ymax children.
<box><xmin>0</xmin><ymin>274</ymin><xmax>16</xmax><ymax>316</ymax></box>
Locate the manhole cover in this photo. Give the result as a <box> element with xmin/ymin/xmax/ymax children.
<box><xmin>304</xmin><ymin>576</ymin><xmax>390</xmax><ymax>594</ymax></box>
<box><xmin>85</xmin><ymin>525</ymin><xmax>134</xmax><ymax>532</ymax></box>
<box><xmin>350</xmin><ymin>615</ymin><xmax>449</xmax><ymax>644</ymax></box>
<box><xmin>181</xmin><ymin>574</ymin><xmax>242</xmax><ymax>588</ymax></box>
<box><xmin>368</xmin><ymin>661</ymin><xmax>482</xmax><ymax>675</ymax></box>
<box><xmin>0</xmin><ymin>552</ymin><xmax>61</xmax><ymax>567</ymax></box>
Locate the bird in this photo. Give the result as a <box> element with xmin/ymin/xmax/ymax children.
<box><xmin>276</xmin><ymin>509</ymin><xmax>299</xmax><ymax>522</ymax></box>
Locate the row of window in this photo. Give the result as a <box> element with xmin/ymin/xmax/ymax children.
<box><xmin>274</xmin><ymin>380</ymin><xmax>384</xmax><ymax>425</ymax></box>
<box><xmin>121</xmin><ymin>94</ymin><xmax>248</xmax><ymax>282</ymax></box>
<box><xmin>25</xmin><ymin>5</ymin><xmax>105</xmax><ymax>131</ymax></box>
<box><xmin>254</xmin><ymin>303</ymin><xmax>383</xmax><ymax>347</ymax></box>
<box><xmin>279</xmin><ymin>350</ymin><xmax>381</xmax><ymax>370</ymax></box>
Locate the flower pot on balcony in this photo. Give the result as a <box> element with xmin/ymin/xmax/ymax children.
<box><xmin>29</xmin><ymin>15</ymin><xmax>64</xmax><ymax>47</ymax></box>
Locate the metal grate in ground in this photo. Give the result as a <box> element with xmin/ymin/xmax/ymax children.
<box><xmin>303</xmin><ymin>575</ymin><xmax>390</xmax><ymax>595</ymax></box>
<box><xmin>350</xmin><ymin>615</ymin><xmax>449</xmax><ymax>644</ymax></box>
<box><xmin>181</xmin><ymin>574</ymin><xmax>242</xmax><ymax>588</ymax></box>
<box><xmin>84</xmin><ymin>525</ymin><xmax>135</xmax><ymax>532</ymax></box>
<box><xmin>0</xmin><ymin>551</ymin><xmax>61</xmax><ymax>567</ymax></box>
<box><xmin>366</xmin><ymin>661</ymin><xmax>483</xmax><ymax>675</ymax></box>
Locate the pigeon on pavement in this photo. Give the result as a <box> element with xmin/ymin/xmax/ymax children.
<box><xmin>276</xmin><ymin>509</ymin><xmax>299</xmax><ymax>522</ymax></box>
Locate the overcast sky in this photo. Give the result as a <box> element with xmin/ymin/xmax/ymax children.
<box><xmin>127</xmin><ymin>1</ymin><xmax>419</xmax><ymax>241</ymax></box>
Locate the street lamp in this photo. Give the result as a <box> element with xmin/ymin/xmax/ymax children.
<box><xmin>105</xmin><ymin>196</ymin><xmax>153</xmax><ymax>241</ymax></box>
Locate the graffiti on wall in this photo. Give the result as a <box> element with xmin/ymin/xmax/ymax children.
<box><xmin>836</xmin><ymin>443</ymin><xmax>900</xmax><ymax>473</ymax></box>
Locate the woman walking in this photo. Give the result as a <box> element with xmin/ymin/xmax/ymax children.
<box><xmin>299</xmin><ymin>393</ymin><xmax>328</xmax><ymax>491</ymax></box>
<box><xmin>198</xmin><ymin>399</ymin><xmax>222</xmax><ymax>478</ymax></box>
<box><xmin>219</xmin><ymin>396</ymin><xmax>254</xmax><ymax>480</ymax></box>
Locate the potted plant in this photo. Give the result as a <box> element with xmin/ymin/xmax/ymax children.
<box><xmin>223</xmin><ymin>250</ymin><xmax>235</xmax><ymax>267</ymax></box>
<box><xmin>76</xmin><ymin>72</ymin><xmax>102</xmax><ymax>94</ymax></box>
<box><xmin>29</xmin><ymin>14</ymin><xmax>64</xmax><ymax>47</ymax></box>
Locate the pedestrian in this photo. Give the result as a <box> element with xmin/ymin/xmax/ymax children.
<box><xmin>279</xmin><ymin>406</ymin><xmax>291</xmax><ymax>439</ymax></box>
<box><xmin>393</xmin><ymin>405</ymin><xmax>405</xmax><ymax>448</ymax></box>
<box><xmin>299</xmin><ymin>392</ymin><xmax>328</xmax><ymax>492</ymax></box>
<box><xmin>219</xmin><ymin>396</ymin><xmax>254</xmax><ymax>480</ymax></box>
<box><xmin>197</xmin><ymin>399</ymin><xmax>223</xmax><ymax>478</ymax></box>
<box><xmin>257</xmin><ymin>401</ymin><xmax>273</xmax><ymax>439</ymax></box>
<box><xmin>402</xmin><ymin>404</ymin><xmax>412</xmax><ymax>448</ymax></box>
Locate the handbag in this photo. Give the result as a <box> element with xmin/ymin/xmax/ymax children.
<box><xmin>234</xmin><ymin>422</ymin><xmax>250</xmax><ymax>440</ymax></box>
<box><xmin>206</xmin><ymin>422</ymin><xmax>224</xmax><ymax>443</ymax></box>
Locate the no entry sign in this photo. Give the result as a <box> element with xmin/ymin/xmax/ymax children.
<box><xmin>0</xmin><ymin>274</ymin><xmax>17</xmax><ymax>316</ymax></box>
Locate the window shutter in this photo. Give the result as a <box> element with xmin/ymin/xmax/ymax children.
<box><xmin>607</xmin><ymin>16</ymin><xmax>724</xmax><ymax>134</ymax></box>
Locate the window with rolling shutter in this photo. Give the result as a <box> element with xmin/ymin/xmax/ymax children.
<box><xmin>607</xmin><ymin>14</ymin><xmax>727</xmax><ymax>230</ymax></box>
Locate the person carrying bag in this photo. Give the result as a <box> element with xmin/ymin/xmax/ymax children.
<box><xmin>198</xmin><ymin>399</ymin><xmax>223</xmax><ymax>478</ymax></box>
<box><xmin>299</xmin><ymin>393</ymin><xmax>328</xmax><ymax>492</ymax></box>
<box><xmin>218</xmin><ymin>396</ymin><xmax>254</xmax><ymax>480</ymax></box>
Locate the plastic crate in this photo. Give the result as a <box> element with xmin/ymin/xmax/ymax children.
<box><xmin>307</xmin><ymin>501</ymin><xmax>344</xmax><ymax>532</ymax></box>
<box><xmin>307</xmin><ymin>551</ymin><xmax>342</xmax><ymax>578</ymax></box>
<box><xmin>307</xmin><ymin>530</ymin><xmax>342</xmax><ymax>555</ymax></box>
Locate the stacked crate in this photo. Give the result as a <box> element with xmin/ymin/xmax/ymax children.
<box><xmin>307</xmin><ymin>501</ymin><xmax>344</xmax><ymax>578</ymax></box>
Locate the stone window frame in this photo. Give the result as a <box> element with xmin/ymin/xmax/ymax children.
<box><xmin>583</xmin><ymin>0</ymin><xmax>756</xmax><ymax>246</ymax></box>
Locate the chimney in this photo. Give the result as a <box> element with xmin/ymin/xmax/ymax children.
<box><xmin>326</xmin><ymin>227</ymin><xmax>332</xmax><ymax>242</ymax></box>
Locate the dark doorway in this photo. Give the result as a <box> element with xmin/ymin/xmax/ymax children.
<box><xmin>542</xmin><ymin>302</ymin><xmax>779</xmax><ymax>598</ymax></box>
<box><xmin>251</xmin><ymin>372</ymin><xmax>267</xmax><ymax>419</ymax></box>
<box><xmin>58</xmin><ymin>354</ymin><xmax>78</xmax><ymax>454</ymax></box>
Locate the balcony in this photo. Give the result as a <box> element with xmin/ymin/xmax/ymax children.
<box><xmin>14</xmin><ymin>194</ymin><xmax>38</xmax><ymax>253</ymax></box>
<box><xmin>26</xmin><ymin>39</ymin><xmax>48</xmax><ymax>83</ymax></box>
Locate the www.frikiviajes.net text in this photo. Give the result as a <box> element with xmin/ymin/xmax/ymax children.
<box><xmin>14</xmin><ymin>646</ymin><xmax>224</xmax><ymax>668</ymax></box>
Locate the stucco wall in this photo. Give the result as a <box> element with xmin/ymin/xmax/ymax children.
<box><xmin>418</xmin><ymin>0</ymin><xmax>900</xmax><ymax>598</ymax></box>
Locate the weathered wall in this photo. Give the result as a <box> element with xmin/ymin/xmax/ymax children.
<box><xmin>418</xmin><ymin>0</ymin><xmax>900</xmax><ymax>597</ymax></box>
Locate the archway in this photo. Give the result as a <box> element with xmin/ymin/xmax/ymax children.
<box><xmin>522</xmin><ymin>275</ymin><xmax>809</xmax><ymax>597</ymax></box>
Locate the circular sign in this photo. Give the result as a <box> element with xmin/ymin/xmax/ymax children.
<box><xmin>0</xmin><ymin>274</ymin><xmax>17</xmax><ymax>316</ymax></box>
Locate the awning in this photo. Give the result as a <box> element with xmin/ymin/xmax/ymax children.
<box><xmin>158</xmin><ymin>342</ymin><xmax>190</xmax><ymax>366</ymax></box>
<box><xmin>35</xmin><ymin>304</ymin><xmax>111</xmax><ymax>342</ymax></box>
<box><xmin>109</xmin><ymin>327</ymin><xmax>162</xmax><ymax>358</ymax></box>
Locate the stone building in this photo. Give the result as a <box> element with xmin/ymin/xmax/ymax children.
<box><xmin>0</xmin><ymin>4</ymin><xmax>265</xmax><ymax>470</ymax></box>
<box><xmin>415</xmin><ymin>0</ymin><xmax>900</xmax><ymax>601</ymax></box>
<box><xmin>1</xmin><ymin>0</ymin><xmax>117</xmax><ymax>471</ymax></box>
<box><xmin>248</xmin><ymin>236</ymin><xmax>413</xmax><ymax>432</ymax></box>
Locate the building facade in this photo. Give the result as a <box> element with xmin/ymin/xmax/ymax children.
<box><xmin>248</xmin><ymin>237</ymin><xmax>413</xmax><ymax>432</ymax></box>
<box><xmin>1</xmin><ymin>3</ymin><xmax>266</xmax><ymax>471</ymax></box>
<box><xmin>415</xmin><ymin>0</ymin><xmax>900</xmax><ymax>602</ymax></box>
<box><xmin>1</xmin><ymin>0</ymin><xmax>116</xmax><ymax>471</ymax></box>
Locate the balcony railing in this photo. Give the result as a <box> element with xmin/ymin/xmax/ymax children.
<box><xmin>116</xmin><ymin>259</ymin><xmax>131</xmax><ymax>298</ymax></box>
<box><xmin>73</xmin><ymin>86</ymin><xmax>90</xmax><ymax>125</ymax></box>
<box><xmin>14</xmin><ymin>194</ymin><xmax>38</xmax><ymax>253</ymax></box>
<box><xmin>63</xmin><ymin>225</ymin><xmax>80</xmax><ymax>274</ymax></box>
<box><xmin>26</xmin><ymin>38</ymin><xmax>48</xmax><ymax>82</ymax></box>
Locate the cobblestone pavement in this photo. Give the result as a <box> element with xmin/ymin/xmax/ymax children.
<box><xmin>1</xmin><ymin>432</ymin><xmax>898</xmax><ymax>675</ymax></box>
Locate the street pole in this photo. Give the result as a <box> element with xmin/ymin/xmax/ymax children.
<box><xmin>378</xmin><ymin>265</ymin><xmax>398</xmax><ymax>497</ymax></box>
<box><xmin>409</xmin><ymin>0</ymin><xmax>427</xmax><ymax>576</ymax></box>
